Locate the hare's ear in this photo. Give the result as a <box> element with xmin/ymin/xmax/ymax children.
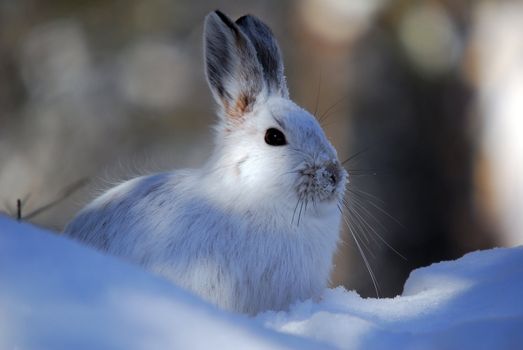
<box><xmin>235</xmin><ymin>15</ymin><xmax>288</xmax><ymax>98</ymax></box>
<box><xmin>204</xmin><ymin>11</ymin><xmax>265</xmax><ymax>121</ymax></box>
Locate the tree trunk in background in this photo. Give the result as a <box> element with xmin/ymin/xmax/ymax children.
<box><xmin>339</xmin><ymin>21</ymin><xmax>496</xmax><ymax>297</ymax></box>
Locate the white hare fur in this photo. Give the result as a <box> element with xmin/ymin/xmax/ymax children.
<box><xmin>65</xmin><ymin>10</ymin><xmax>348</xmax><ymax>315</ymax></box>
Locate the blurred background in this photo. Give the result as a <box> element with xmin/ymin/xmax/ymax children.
<box><xmin>1</xmin><ymin>0</ymin><xmax>522</xmax><ymax>297</ymax></box>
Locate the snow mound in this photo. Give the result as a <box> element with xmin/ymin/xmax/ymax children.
<box><xmin>0</xmin><ymin>216</ymin><xmax>319</xmax><ymax>350</ymax></box>
<box><xmin>260</xmin><ymin>247</ymin><xmax>523</xmax><ymax>349</ymax></box>
<box><xmin>1</xmin><ymin>215</ymin><xmax>522</xmax><ymax>349</ymax></box>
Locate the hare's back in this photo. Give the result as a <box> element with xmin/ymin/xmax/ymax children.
<box><xmin>65</xmin><ymin>171</ymin><xmax>187</xmax><ymax>255</ymax></box>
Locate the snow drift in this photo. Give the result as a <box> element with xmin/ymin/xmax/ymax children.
<box><xmin>1</xmin><ymin>215</ymin><xmax>522</xmax><ymax>349</ymax></box>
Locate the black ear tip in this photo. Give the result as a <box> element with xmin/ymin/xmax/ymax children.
<box><xmin>213</xmin><ymin>9</ymin><xmax>226</xmax><ymax>20</ymax></box>
<box><xmin>235</xmin><ymin>15</ymin><xmax>246</xmax><ymax>24</ymax></box>
<box><xmin>235</xmin><ymin>15</ymin><xmax>252</xmax><ymax>24</ymax></box>
<box><xmin>235</xmin><ymin>14</ymin><xmax>272</xmax><ymax>34</ymax></box>
<box><xmin>209</xmin><ymin>10</ymin><xmax>238</xmax><ymax>31</ymax></box>
<box><xmin>236</xmin><ymin>14</ymin><xmax>261</xmax><ymax>25</ymax></box>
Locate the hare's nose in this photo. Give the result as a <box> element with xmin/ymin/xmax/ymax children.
<box><xmin>329</xmin><ymin>173</ymin><xmax>337</xmax><ymax>186</ymax></box>
<box><xmin>324</xmin><ymin>161</ymin><xmax>341</xmax><ymax>187</ymax></box>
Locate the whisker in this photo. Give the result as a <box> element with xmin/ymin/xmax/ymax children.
<box><xmin>348</xmin><ymin>188</ymin><xmax>405</xmax><ymax>228</ymax></box>
<box><xmin>343</xmin><ymin>199</ymin><xmax>370</xmax><ymax>243</ymax></box>
<box><xmin>342</xmin><ymin>201</ymin><xmax>376</xmax><ymax>258</ymax></box>
<box><xmin>338</xmin><ymin>204</ymin><xmax>380</xmax><ymax>297</ymax></box>
<box><xmin>345</xmin><ymin>169</ymin><xmax>380</xmax><ymax>175</ymax></box>
<box><xmin>297</xmin><ymin>197</ymin><xmax>305</xmax><ymax>226</ymax></box>
<box><xmin>344</xmin><ymin>168</ymin><xmax>394</xmax><ymax>177</ymax></box>
<box><xmin>346</xmin><ymin>189</ymin><xmax>408</xmax><ymax>261</ymax></box>
<box><xmin>347</xmin><ymin>186</ymin><xmax>386</xmax><ymax>204</ymax></box>
<box><xmin>341</xmin><ymin>147</ymin><xmax>371</xmax><ymax>166</ymax></box>
<box><xmin>314</xmin><ymin>71</ymin><xmax>322</xmax><ymax>118</ymax></box>
<box><xmin>283</xmin><ymin>169</ymin><xmax>302</xmax><ymax>176</ymax></box>
<box><xmin>344</xmin><ymin>198</ymin><xmax>376</xmax><ymax>246</ymax></box>
<box><xmin>348</xmin><ymin>194</ymin><xmax>388</xmax><ymax>233</ymax></box>
<box><xmin>319</xmin><ymin>95</ymin><xmax>348</xmax><ymax>123</ymax></box>
<box><xmin>338</xmin><ymin>236</ymin><xmax>359</xmax><ymax>254</ymax></box>
<box><xmin>291</xmin><ymin>195</ymin><xmax>302</xmax><ymax>226</ymax></box>
<box><xmin>304</xmin><ymin>197</ymin><xmax>309</xmax><ymax>216</ymax></box>
<box><xmin>350</xmin><ymin>198</ymin><xmax>407</xmax><ymax>261</ymax></box>
<box><xmin>311</xmin><ymin>197</ymin><xmax>318</xmax><ymax>212</ymax></box>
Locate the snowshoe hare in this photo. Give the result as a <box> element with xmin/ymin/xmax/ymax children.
<box><xmin>65</xmin><ymin>10</ymin><xmax>348</xmax><ymax>315</ymax></box>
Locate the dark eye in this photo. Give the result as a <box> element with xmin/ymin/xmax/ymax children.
<box><xmin>264</xmin><ymin>128</ymin><xmax>287</xmax><ymax>146</ymax></box>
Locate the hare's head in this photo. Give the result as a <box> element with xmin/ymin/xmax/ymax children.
<box><xmin>204</xmin><ymin>11</ymin><xmax>347</xmax><ymax>213</ymax></box>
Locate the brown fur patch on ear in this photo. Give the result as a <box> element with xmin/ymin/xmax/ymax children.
<box><xmin>224</xmin><ymin>93</ymin><xmax>256</xmax><ymax>120</ymax></box>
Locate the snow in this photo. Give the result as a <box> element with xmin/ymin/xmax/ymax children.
<box><xmin>260</xmin><ymin>248</ymin><xmax>523</xmax><ymax>349</ymax></box>
<box><xmin>1</xmin><ymin>215</ymin><xmax>522</xmax><ymax>349</ymax></box>
<box><xmin>0</xmin><ymin>216</ymin><xmax>318</xmax><ymax>350</ymax></box>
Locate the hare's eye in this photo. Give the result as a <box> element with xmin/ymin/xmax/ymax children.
<box><xmin>265</xmin><ymin>128</ymin><xmax>287</xmax><ymax>146</ymax></box>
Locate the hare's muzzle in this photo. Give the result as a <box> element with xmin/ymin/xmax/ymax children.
<box><xmin>297</xmin><ymin>160</ymin><xmax>346</xmax><ymax>202</ymax></box>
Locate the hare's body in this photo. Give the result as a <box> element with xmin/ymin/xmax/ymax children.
<box><xmin>67</xmin><ymin>167</ymin><xmax>340</xmax><ymax>314</ymax></box>
<box><xmin>66</xmin><ymin>11</ymin><xmax>347</xmax><ymax>315</ymax></box>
